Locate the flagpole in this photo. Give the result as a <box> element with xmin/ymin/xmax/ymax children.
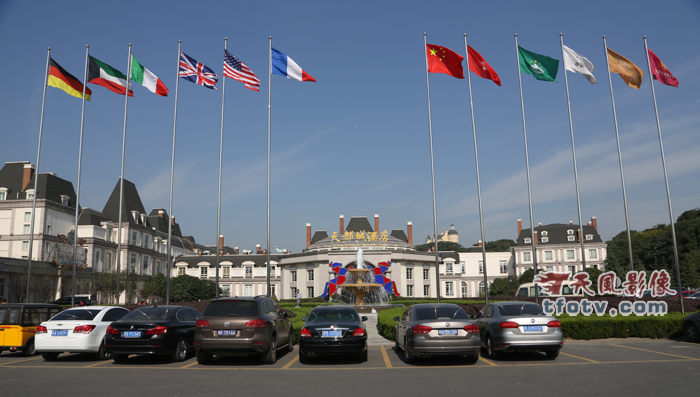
<box><xmin>423</xmin><ymin>33</ymin><xmax>441</xmax><ymax>303</ymax></box>
<box><xmin>602</xmin><ymin>36</ymin><xmax>635</xmax><ymax>278</ymax></box>
<box><xmin>559</xmin><ymin>34</ymin><xmax>588</xmax><ymax>276</ymax></box>
<box><xmin>215</xmin><ymin>38</ymin><xmax>228</xmax><ymax>298</ymax></box>
<box><xmin>267</xmin><ymin>36</ymin><xmax>272</xmax><ymax>297</ymax></box>
<box><xmin>643</xmin><ymin>36</ymin><xmax>684</xmax><ymax>314</ymax></box>
<box><xmin>514</xmin><ymin>34</ymin><xmax>539</xmax><ymax>304</ymax></box>
<box><xmin>25</xmin><ymin>47</ymin><xmax>51</xmax><ymax>303</ymax></box>
<box><xmin>463</xmin><ymin>34</ymin><xmax>489</xmax><ymax>304</ymax></box>
<box><xmin>115</xmin><ymin>44</ymin><xmax>132</xmax><ymax>307</ymax></box>
<box><xmin>70</xmin><ymin>45</ymin><xmax>90</xmax><ymax>307</ymax></box>
<box><xmin>167</xmin><ymin>40</ymin><xmax>182</xmax><ymax>306</ymax></box>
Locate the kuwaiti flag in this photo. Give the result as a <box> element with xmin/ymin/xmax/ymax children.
<box><xmin>271</xmin><ymin>47</ymin><xmax>316</xmax><ymax>82</ymax></box>
<box><xmin>88</xmin><ymin>56</ymin><xmax>134</xmax><ymax>96</ymax></box>
<box><xmin>131</xmin><ymin>55</ymin><xmax>168</xmax><ymax>96</ymax></box>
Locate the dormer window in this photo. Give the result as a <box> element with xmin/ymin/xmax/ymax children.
<box><xmin>60</xmin><ymin>195</ymin><xmax>70</xmax><ymax>206</ymax></box>
<box><xmin>567</xmin><ymin>229</ymin><xmax>574</xmax><ymax>235</ymax></box>
<box><xmin>541</xmin><ymin>237</ymin><xmax>549</xmax><ymax>243</ymax></box>
<box><xmin>131</xmin><ymin>211</ymin><xmax>139</xmax><ymax>223</ymax></box>
<box><xmin>26</xmin><ymin>189</ymin><xmax>35</xmax><ymax>200</ymax></box>
<box><xmin>524</xmin><ymin>238</ymin><xmax>531</xmax><ymax>244</ymax></box>
<box><xmin>567</xmin><ymin>235</ymin><xmax>575</xmax><ymax>242</ymax></box>
<box><xmin>541</xmin><ymin>231</ymin><xmax>548</xmax><ymax>236</ymax></box>
<box><xmin>140</xmin><ymin>214</ymin><xmax>147</xmax><ymax>225</ymax></box>
<box><xmin>0</xmin><ymin>187</ymin><xmax>7</xmax><ymax>200</ymax></box>
<box><xmin>585</xmin><ymin>234</ymin><xmax>593</xmax><ymax>241</ymax></box>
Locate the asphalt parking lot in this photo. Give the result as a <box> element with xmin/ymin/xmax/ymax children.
<box><xmin>2</xmin><ymin>338</ymin><xmax>699</xmax><ymax>396</ymax></box>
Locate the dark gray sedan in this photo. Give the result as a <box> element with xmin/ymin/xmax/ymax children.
<box><xmin>474</xmin><ymin>301</ymin><xmax>563</xmax><ymax>360</ymax></box>
<box><xmin>682</xmin><ymin>311</ymin><xmax>700</xmax><ymax>343</ymax></box>
<box><xmin>394</xmin><ymin>303</ymin><xmax>480</xmax><ymax>364</ymax></box>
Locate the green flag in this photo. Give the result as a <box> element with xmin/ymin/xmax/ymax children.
<box><xmin>518</xmin><ymin>46</ymin><xmax>559</xmax><ymax>82</ymax></box>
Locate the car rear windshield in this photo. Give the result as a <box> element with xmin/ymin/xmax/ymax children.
<box><xmin>498</xmin><ymin>303</ymin><xmax>544</xmax><ymax>316</ymax></box>
<box><xmin>203</xmin><ymin>301</ymin><xmax>258</xmax><ymax>317</ymax></box>
<box><xmin>50</xmin><ymin>309</ymin><xmax>102</xmax><ymax>321</ymax></box>
<box><xmin>307</xmin><ymin>309</ymin><xmax>357</xmax><ymax>322</ymax></box>
<box><xmin>120</xmin><ymin>307</ymin><xmax>174</xmax><ymax>321</ymax></box>
<box><xmin>414</xmin><ymin>305</ymin><xmax>469</xmax><ymax>321</ymax></box>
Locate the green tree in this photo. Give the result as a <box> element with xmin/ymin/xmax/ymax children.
<box><xmin>483</xmin><ymin>239</ymin><xmax>516</xmax><ymax>252</ymax></box>
<box><xmin>142</xmin><ymin>273</ymin><xmax>167</xmax><ymax>303</ymax></box>
<box><xmin>489</xmin><ymin>276</ymin><xmax>519</xmax><ymax>296</ymax></box>
<box><xmin>518</xmin><ymin>268</ymin><xmax>544</xmax><ymax>285</ymax></box>
<box><xmin>414</xmin><ymin>241</ymin><xmax>469</xmax><ymax>252</ymax></box>
<box><xmin>169</xmin><ymin>275</ymin><xmax>221</xmax><ymax>302</ymax></box>
<box><xmin>584</xmin><ymin>267</ymin><xmax>603</xmax><ymax>294</ymax></box>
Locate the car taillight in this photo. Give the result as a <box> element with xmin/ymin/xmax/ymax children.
<box><xmin>244</xmin><ymin>319</ymin><xmax>266</xmax><ymax>328</ymax></box>
<box><xmin>73</xmin><ymin>325</ymin><xmax>96</xmax><ymax>334</ymax></box>
<box><xmin>547</xmin><ymin>320</ymin><xmax>562</xmax><ymax>328</ymax></box>
<box><xmin>196</xmin><ymin>319</ymin><xmax>210</xmax><ymax>328</ymax></box>
<box><xmin>36</xmin><ymin>325</ymin><xmax>48</xmax><ymax>334</ymax></box>
<box><xmin>300</xmin><ymin>327</ymin><xmax>312</xmax><ymax>338</ymax></box>
<box><xmin>352</xmin><ymin>328</ymin><xmax>365</xmax><ymax>337</ymax></box>
<box><xmin>500</xmin><ymin>321</ymin><xmax>520</xmax><ymax>329</ymax></box>
<box><xmin>106</xmin><ymin>326</ymin><xmax>119</xmax><ymax>335</ymax></box>
<box><xmin>145</xmin><ymin>326</ymin><xmax>168</xmax><ymax>335</ymax></box>
<box><xmin>463</xmin><ymin>324</ymin><xmax>479</xmax><ymax>333</ymax></box>
<box><xmin>412</xmin><ymin>324</ymin><xmax>432</xmax><ymax>334</ymax></box>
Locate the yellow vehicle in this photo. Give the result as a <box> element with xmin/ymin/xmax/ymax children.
<box><xmin>0</xmin><ymin>304</ymin><xmax>62</xmax><ymax>356</ymax></box>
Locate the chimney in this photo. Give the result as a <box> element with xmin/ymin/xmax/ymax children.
<box><xmin>256</xmin><ymin>244</ymin><xmax>261</xmax><ymax>254</ymax></box>
<box><xmin>374</xmin><ymin>214</ymin><xmax>379</xmax><ymax>232</ymax></box>
<box><xmin>234</xmin><ymin>246</ymin><xmax>239</xmax><ymax>255</ymax></box>
<box><xmin>534</xmin><ymin>231</ymin><xmax>538</xmax><ymax>246</ymax></box>
<box><xmin>306</xmin><ymin>223</ymin><xmax>311</xmax><ymax>247</ymax></box>
<box><xmin>171</xmin><ymin>215</ymin><xmax>176</xmax><ymax>225</ymax></box>
<box><xmin>198</xmin><ymin>250</ymin><xmax>202</xmax><ymax>257</ymax></box>
<box><xmin>219</xmin><ymin>235</ymin><xmax>224</xmax><ymax>255</ymax></box>
<box><xmin>263</xmin><ymin>249</ymin><xmax>267</xmax><ymax>256</ymax></box>
<box><xmin>587</xmin><ymin>222</ymin><xmax>592</xmax><ymax>226</ymax></box>
<box><xmin>339</xmin><ymin>215</ymin><xmax>344</xmax><ymax>234</ymax></box>
<box><xmin>407</xmin><ymin>221</ymin><xmax>413</xmax><ymax>245</ymax></box>
<box><xmin>538</xmin><ymin>222</ymin><xmax>541</xmax><ymax>227</ymax></box>
<box><xmin>478</xmin><ymin>240</ymin><xmax>483</xmax><ymax>247</ymax></box>
<box><xmin>517</xmin><ymin>219</ymin><xmax>522</xmax><ymax>237</ymax></box>
<box><xmin>591</xmin><ymin>216</ymin><xmax>597</xmax><ymax>231</ymax></box>
<box><xmin>577</xmin><ymin>230</ymin><xmax>581</xmax><ymax>242</ymax></box>
<box><xmin>22</xmin><ymin>163</ymin><xmax>35</xmax><ymax>191</ymax></box>
<box><xmin>569</xmin><ymin>220</ymin><xmax>573</xmax><ymax>225</ymax></box>
<box><xmin>283</xmin><ymin>249</ymin><xmax>288</xmax><ymax>254</ymax></box>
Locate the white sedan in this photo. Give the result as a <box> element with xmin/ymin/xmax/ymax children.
<box><xmin>35</xmin><ymin>306</ymin><xmax>130</xmax><ymax>360</ymax></box>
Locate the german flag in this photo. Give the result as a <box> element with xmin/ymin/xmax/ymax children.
<box><xmin>48</xmin><ymin>58</ymin><xmax>91</xmax><ymax>100</ymax></box>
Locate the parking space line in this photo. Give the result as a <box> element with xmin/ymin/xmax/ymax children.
<box><xmin>479</xmin><ymin>357</ymin><xmax>498</xmax><ymax>366</ymax></box>
<box><xmin>560</xmin><ymin>352</ymin><xmax>598</xmax><ymax>363</ymax></box>
<box><xmin>84</xmin><ymin>360</ymin><xmax>114</xmax><ymax>368</ymax></box>
<box><xmin>180</xmin><ymin>360</ymin><xmax>199</xmax><ymax>369</ymax></box>
<box><xmin>282</xmin><ymin>354</ymin><xmax>299</xmax><ymax>369</ymax></box>
<box><xmin>380</xmin><ymin>346</ymin><xmax>393</xmax><ymax>368</ymax></box>
<box><xmin>0</xmin><ymin>356</ymin><xmax>43</xmax><ymax>366</ymax></box>
<box><xmin>609</xmin><ymin>344</ymin><xmax>700</xmax><ymax>360</ymax></box>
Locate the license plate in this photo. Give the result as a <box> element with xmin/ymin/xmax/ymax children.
<box><xmin>438</xmin><ymin>329</ymin><xmax>458</xmax><ymax>336</ymax></box>
<box><xmin>321</xmin><ymin>330</ymin><xmax>342</xmax><ymax>337</ymax></box>
<box><xmin>218</xmin><ymin>330</ymin><xmax>237</xmax><ymax>336</ymax></box>
<box><xmin>524</xmin><ymin>326</ymin><xmax>543</xmax><ymax>332</ymax></box>
<box><xmin>51</xmin><ymin>330</ymin><xmax>69</xmax><ymax>337</ymax></box>
<box><xmin>122</xmin><ymin>331</ymin><xmax>142</xmax><ymax>338</ymax></box>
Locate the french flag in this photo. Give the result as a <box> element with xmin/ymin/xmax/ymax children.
<box><xmin>271</xmin><ymin>47</ymin><xmax>316</xmax><ymax>82</ymax></box>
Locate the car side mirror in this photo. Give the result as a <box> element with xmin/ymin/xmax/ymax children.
<box><xmin>282</xmin><ymin>312</ymin><xmax>289</xmax><ymax>319</ymax></box>
<box><xmin>393</xmin><ymin>316</ymin><xmax>400</xmax><ymax>321</ymax></box>
<box><xmin>361</xmin><ymin>316</ymin><xmax>368</xmax><ymax>322</ymax></box>
<box><xmin>301</xmin><ymin>317</ymin><xmax>307</xmax><ymax>321</ymax></box>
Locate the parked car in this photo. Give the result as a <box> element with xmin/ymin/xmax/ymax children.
<box><xmin>52</xmin><ymin>296</ymin><xmax>92</xmax><ymax>306</ymax></box>
<box><xmin>671</xmin><ymin>290</ymin><xmax>697</xmax><ymax>299</ymax></box>
<box><xmin>394</xmin><ymin>303</ymin><xmax>480</xmax><ymax>364</ymax></box>
<box><xmin>105</xmin><ymin>305</ymin><xmax>201</xmax><ymax>362</ymax></box>
<box><xmin>473</xmin><ymin>301</ymin><xmax>563</xmax><ymax>360</ymax></box>
<box><xmin>686</xmin><ymin>292</ymin><xmax>700</xmax><ymax>300</ymax></box>
<box><xmin>516</xmin><ymin>282</ymin><xmax>584</xmax><ymax>297</ymax></box>
<box><xmin>194</xmin><ymin>296</ymin><xmax>292</xmax><ymax>365</ymax></box>
<box><xmin>35</xmin><ymin>306</ymin><xmax>130</xmax><ymax>360</ymax></box>
<box><xmin>682</xmin><ymin>311</ymin><xmax>700</xmax><ymax>343</ymax></box>
<box><xmin>299</xmin><ymin>306</ymin><xmax>368</xmax><ymax>364</ymax></box>
<box><xmin>0</xmin><ymin>304</ymin><xmax>63</xmax><ymax>356</ymax></box>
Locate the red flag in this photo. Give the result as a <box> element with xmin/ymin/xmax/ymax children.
<box><xmin>648</xmin><ymin>49</ymin><xmax>679</xmax><ymax>87</ymax></box>
<box><xmin>427</xmin><ymin>44</ymin><xmax>464</xmax><ymax>79</ymax></box>
<box><xmin>467</xmin><ymin>45</ymin><xmax>501</xmax><ymax>86</ymax></box>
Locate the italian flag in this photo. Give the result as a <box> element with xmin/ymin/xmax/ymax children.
<box><xmin>131</xmin><ymin>55</ymin><xmax>168</xmax><ymax>96</ymax></box>
<box><xmin>88</xmin><ymin>56</ymin><xmax>134</xmax><ymax>96</ymax></box>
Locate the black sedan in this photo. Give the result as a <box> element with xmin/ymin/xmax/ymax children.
<box><xmin>682</xmin><ymin>311</ymin><xmax>700</xmax><ymax>343</ymax></box>
<box><xmin>299</xmin><ymin>307</ymin><xmax>368</xmax><ymax>364</ymax></box>
<box><xmin>105</xmin><ymin>305</ymin><xmax>201</xmax><ymax>362</ymax></box>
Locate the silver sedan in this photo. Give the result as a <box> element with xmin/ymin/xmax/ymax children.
<box><xmin>394</xmin><ymin>303</ymin><xmax>480</xmax><ymax>364</ymax></box>
<box><xmin>474</xmin><ymin>301</ymin><xmax>563</xmax><ymax>359</ymax></box>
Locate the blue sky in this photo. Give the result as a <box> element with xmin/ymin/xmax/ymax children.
<box><xmin>1</xmin><ymin>0</ymin><xmax>699</xmax><ymax>254</ymax></box>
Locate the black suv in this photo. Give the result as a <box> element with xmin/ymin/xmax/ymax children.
<box><xmin>195</xmin><ymin>296</ymin><xmax>292</xmax><ymax>364</ymax></box>
<box><xmin>52</xmin><ymin>296</ymin><xmax>91</xmax><ymax>306</ymax></box>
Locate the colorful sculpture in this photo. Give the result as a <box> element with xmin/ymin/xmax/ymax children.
<box><xmin>322</xmin><ymin>261</ymin><xmax>400</xmax><ymax>300</ymax></box>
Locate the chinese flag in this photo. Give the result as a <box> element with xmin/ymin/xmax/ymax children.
<box><xmin>467</xmin><ymin>45</ymin><xmax>501</xmax><ymax>86</ymax></box>
<box><xmin>648</xmin><ymin>49</ymin><xmax>679</xmax><ymax>87</ymax></box>
<box><xmin>427</xmin><ymin>44</ymin><xmax>464</xmax><ymax>79</ymax></box>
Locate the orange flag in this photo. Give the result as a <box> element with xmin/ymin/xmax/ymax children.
<box><xmin>427</xmin><ymin>44</ymin><xmax>464</xmax><ymax>79</ymax></box>
<box><xmin>607</xmin><ymin>48</ymin><xmax>644</xmax><ymax>89</ymax></box>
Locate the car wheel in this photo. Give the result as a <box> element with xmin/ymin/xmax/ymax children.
<box><xmin>546</xmin><ymin>350</ymin><xmax>560</xmax><ymax>360</ymax></box>
<box><xmin>360</xmin><ymin>345</ymin><xmax>368</xmax><ymax>362</ymax></box>
<box><xmin>465</xmin><ymin>354</ymin><xmax>479</xmax><ymax>364</ymax></box>
<box><xmin>96</xmin><ymin>341</ymin><xmax>111</xmax><ymax>360</ymax></box>
<box><xmin>684</xmin><ymin>322</ymin><xmax>700</xmax><ymax>343</ymax></box>
<box><xmin>262</xmin><ymin>334</ymin><xmax>277</xmax><ymax>364</ymax></box>
<box><xmin>42</xmin><ymin>352</ymin><xmax>60</xmax><ymax>361</ymax></box>
<box><xmin>286</xmin><ymin>327</ymin><xmax>294</xmax><ymax>352</ymax></box>
<box><xmin>486</xmin><ymin>336</ymin><xmax>500</xmax><ymax>360</ymax></box>
<box><xmin>172</xmin><ymin>338</ymin><xmax>188</xmax><ymax>362</ymax></box>
<box><xmin>298</xmin><ymin>351</ymin><xmax>309</xmax><ymax>364</ymax></box>
<box><xmin>403</xmin><ymin>337</ymin><xmax>414</xmax><ymax>363</ymax></box>
<box><xmin>23</xmin><ymin>338</ymin><xmax>37</xmax><ymax>357</ymax></box>
<box><xmin>112</xmin><ymin>354</ymin><xmax>128</xmax><ymax>363</ymax></box>
<box><xmin>196</xmin><ymin>351</ymin><xmax>213</xmax><ymax>365</ymax></box>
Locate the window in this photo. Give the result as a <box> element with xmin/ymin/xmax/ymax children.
<box><xmin>541</xmin><ymin>231</ymin><xmax>548</xmax><ymax>236</ymax></box>
<box><xmin>200</xmin><ymin>266</ymin><xmax>208</xmax><ymax>277</ymax></box>
<box><xmin>291</xmin><ymin>287</ymin><xmax>296</xmax><ymax>298</ymax></box>
<box><xmin>478</xmin><ymin>261</ymin><xmax>483</xmax><ymax>274</ymax></box>
<box><xmin>461</xmin><ymin>282</ymin><xmax>468</xmax><ymax>298</ymax></box>
<box><xmin>568</xmin><ymin>265</ymin><xmax>576</xmax><ymax>274</ymax></box>
<box><xmin>26</xmin><ymin>190</ymin><xmax>34</xmax><ymax>200</ymax></box>
<box><xmin>423</xmin><ymin>285</ymin><xmax>430</xmax><ymax>297</ymax></box>
<box><xmin>541</xmin><ymin>237</ymin><xmax>549</xmax><ymax>243</ymax></box>
<box><xmin>406</xmin><ymin>268</ymin><xmax>413</xmax><ymax>280</ymax></box>
<box><xmin>307</xmin><ymin>269</ymin><xmax>314</xmax><ymax>281</ymax></box>
<box><xmin>24</xmin><ymin>212</ymin><xmax>31</xmax><ymax>222</ymax></box>
<box><xmin>142</xmin><ymin>256</ymin><xmax>149</xmax><ymax>270</ymax></box>
<box><xmin>130</xmin><ymin>254</ymin><xmax>137</xmax><ymax>272</ymax></box>
<box><xmin>0</xmin><ymin>191</ymin><xmax>5</xmax><ymax>200</ymax></box>
<box><xmin>586</xmin><ymin>235</ymin><xmax>593</xmax><ymax>241</ymax></box>
<box><xmin>567</xmin><ymin>229</ymin><xmax>574</xmax><ymax>235</ymax></box>
<box><xmin>460</xmin><ymin>261</ymin><xmax>465</xmax><ymax>273</ymax></box>
<box><xmin>446</xmin><ymin>263</ymin><xmax>453</xmax><ymax>275</ymax></box>
<box><xmin>423</xmin><ymin>268</ymin><xmax>430</xmax><ymax>280</ymax></box>
<box><xmin>567</xmin><ymin>236</ymin><xmax>575</xmax><ymax>242</ymax></box>
<box><xmin>223</xmin><ymin>267</ymin><xmax>230</xmax><ymax>277</ymax></box>
<box><xmin>407</xmin><ymin>285</ymin><xmax>414</xmax><ymax>297</ymax></box>
<box><xmin>61</xmin><ymin>195</ymin><xmax>69</xmax><ymax>206</ymax></box>
<box><xmin>178</xmin><ymin>267</ymin><xmax>185</xmax><ymax>276</ymax></box>
<box><xmin>269</xmin><ymin>284</ymin><xmax>276</xmax><ymax>296</ymax></box>
<box><xmin>545</xmin><ymin>251</ymin><xmax>553</xmax><ymax>261</ymax></box>
<box><xmin>307</xmin><ymin>286</ymin><xmax>314</xmax><ymax>298</ymax></box>
<box><xmin>566</xmin><ymin>250</ymin><xmax>575</xmax><ymax>260</ymax></box>
<box><xmin>105</xmin><ymin>253</ymin><xmax>112</xmax><ymax>271</ymax></box>
<box><xmin>290</xmin><ymin>270</ymin><xmax>297</xmax><ymax>282</ymax></box>
<box><xmin>244</xmin><ymin>285</ymin><xmax>253</xmax><ymax>296</ymax></box>
<box><xmin>588</xmin><ymin>249</ymin><xmax>597</xmax><ymax>259</ymax></box>
<box><xmin>46</xmin><ymin>224</ymin><xmax>51</xmax><ymax>234</ymax></box>
<box><xmin>144</xmin><ymin>235</ymin><xmax>150</xmax><ymax>248</ymax></box>
<box><xmin>524</xmin><ymin>237</ymin><xmax>531</xmax><ymax>244</ymax></box>
<box><xmin>445</xmin><ymin>282</ymin><xmax>454</xmax><ymax>296</ymax></box>
<box><xmin>479</xmin><ymin>281</ymin><xmax>486</xmax><ymax>295</ymax></box>
<box><xmin>220</xmin><ymin>285</ymin><xmax>230</xmax><ymax>297</ymax></box>
<box><xmin>500</xmin><ymin>260</ymin><xmax>507</xmax><ymax>274</ymax></box>
<box><xmin>245</xmin><ymin>266</ymin><xmax>253</xmax><ymax>278</ymax></box>
<box><xmin>523</xmin><ymin>252</ymin><xmax>531</xmax><ymax>262</ymax></box>
<box><xmin>131</xmin><ymin>232</ymin><xmax>137</xmax><ymax>244</ymax></box>
<box><xmin>22</xmin><ymin>241</ymin><xmax>29</xmax><ymax>250</ymax></box>
<box><xmin>270</xmin><ymin>265</ymin><xmax>276</xmax><ymax>276</ymax></box>
<box><xmin>546</xmin><ymin>266</ymin><xmax>553</xmax><ymax>272</ymax></box>
<box><xmin>23</xmin><ymin>224</ymin><xmax>30</xmax><ymax>234</ymax></box>
<box><xmin>95</xmin><ymin>251</ymin><xmax>101</xmax><ymax>268</ymax></box>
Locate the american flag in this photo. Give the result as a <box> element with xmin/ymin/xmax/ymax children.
<box><xmin>179</xmin><ymin>52</ymin><xmax>218</xmax><ymax>89</ymax></box>
<box><xmin>223</xmin><ymin>50</ymin><xmax>260</xmax><ymax>92</ymax></box>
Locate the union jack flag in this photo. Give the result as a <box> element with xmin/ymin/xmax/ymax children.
<box><xmin>179</xmin><ymin>52</ymin><xmax>218</xmax><ymax>89</ymax></box>
<box><xmin>223</xmin><ymin>50</ymin><xmax>260</xmax><ymax>92</ymax></box>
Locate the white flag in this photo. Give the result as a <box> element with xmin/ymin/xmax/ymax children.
<box><xmin>562</xmin><ymin>45</ymin><xmax>597</xmax><ymax>84</ymax></box>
